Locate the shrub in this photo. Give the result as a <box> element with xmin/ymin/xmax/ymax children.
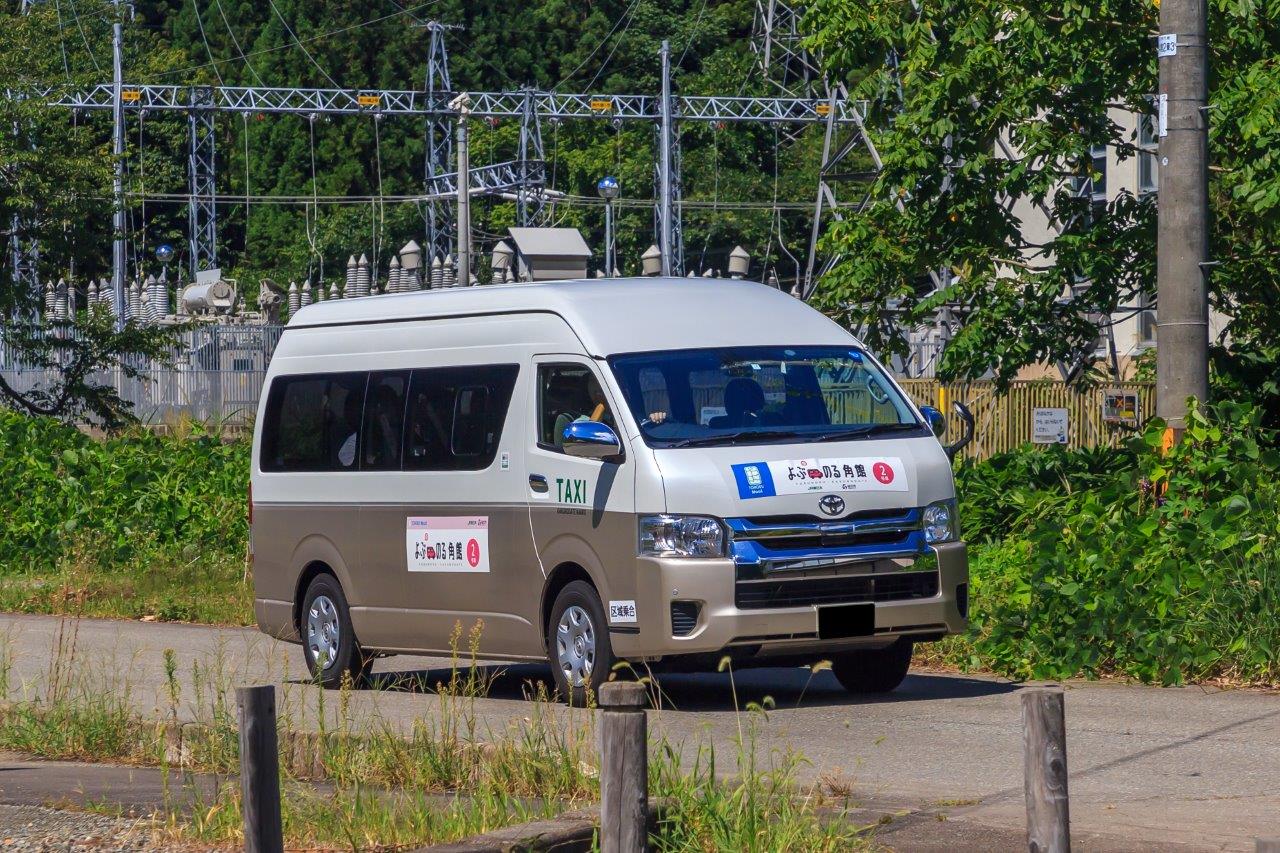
<box><xmin>963</xmin><ymin>401</ymin><xmax>1280</xmax><ymax>685</ymax></box>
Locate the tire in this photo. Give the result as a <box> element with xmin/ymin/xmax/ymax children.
<box><xmin>300</xmin><ymin>574</ymin><xmax>372</xmax><ymax>688</ymax></box>
<box><xmin>830</xmin><ymin>638</ymin><xmax>914</xmax><ymax>694</ymax></box>
<box><xmin>546</xmin><ymin>580</ymin><xmax>617</xmax><ymax>706</ymax></box>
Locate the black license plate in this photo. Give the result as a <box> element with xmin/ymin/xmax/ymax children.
<box><xmin>817</xmin><ymin>603</ymin><xmax>875</xmax><ymax>640</ymax></box>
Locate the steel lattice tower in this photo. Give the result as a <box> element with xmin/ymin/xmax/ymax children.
<box><xmin>187</xmin><ymin>86</ymin><xmax>218</xmax><ymax>276</ymax></box>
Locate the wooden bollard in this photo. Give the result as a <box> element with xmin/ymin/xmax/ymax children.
<box><xmin>1023</xmin><ymin>687</ymin><xmax>1070</xmax><ymax>853</ymax></box>
<box><xmin>238</xmin><ymin>685</ymin><xmax>283</xmax><ymax>853</ymax></box>
<box><xmin>599</xmin><ymin>681</ymin><xmax>648</xmax><ymax>853</ymax></box>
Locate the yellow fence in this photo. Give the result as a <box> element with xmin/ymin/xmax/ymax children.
<box><xmin>896</xmin><ymin>380</ymin><xmax>1156</xmax><ymax>462</ymax></box>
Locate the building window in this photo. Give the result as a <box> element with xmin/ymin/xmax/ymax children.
<box><xmin>1138</xmin><ymin>113</ymin><xmax>1159</xmax><ymax>195</ymax></box>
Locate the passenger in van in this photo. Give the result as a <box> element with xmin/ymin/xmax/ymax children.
<box><xmin>334</xmin><ymin>391</ymin><xmax>361</xmax><ymax>468</ymax></box>
<box><xmin>709</xmin><ymin>377</ymin><xmax>767</xmax><ymax>429</ymax></box>
<box><xmin>552</xmin><ymin>374</ymin><xmax>614</xmax><ymax>446</ymax></box>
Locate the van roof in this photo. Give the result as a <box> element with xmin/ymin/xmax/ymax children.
<box><xmin>285</xmin><ymin>277</ymin><xmax>859</xmax><ymax>356</ymax></box>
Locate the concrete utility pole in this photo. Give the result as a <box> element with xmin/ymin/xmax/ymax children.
<box><xmin>451</xmin><ymin>93</ymin><xmax>472</xmax><ymax>286</ymax></box>
<box><xmin>658</xmin><ymin>40</ymin><xmax>674</xmax><ymax>278</ymax></box>
<box><xmin>1155</xmin><ymin>0</ymin><xmax>1210</xmax><ymax>431</ymax></box>
<box><xmin>111</xmin><ymin>0</ymin><xmax>127</xmax><ymax>328</ymax></box>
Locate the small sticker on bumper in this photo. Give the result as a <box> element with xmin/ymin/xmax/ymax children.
<box><xmin>608</xmin><ymin>600</ymin><xmax>638</xmax><ymax>623</ymax></box>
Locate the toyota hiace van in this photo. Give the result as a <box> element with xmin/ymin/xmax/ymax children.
<box><xmin>250</xmin><ymin>278</ymin><xmax>969</xmax><ymax>703</ymax></box>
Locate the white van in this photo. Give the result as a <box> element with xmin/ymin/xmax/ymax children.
<box><xmin>250</xmin><ymin>278</ymin><xmax>969</xmax><ymax>704</ymax></box>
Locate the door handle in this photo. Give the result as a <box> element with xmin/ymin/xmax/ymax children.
<box><xmin>529</xmin><ymin>474</ymin><xmax>549</xmax><ymax>494</ymax></box>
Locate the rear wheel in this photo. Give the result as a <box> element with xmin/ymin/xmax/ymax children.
<box><xmin>546</xmin><ymin>581</ymin><xmax>617</xmax><ymax>706</ymax></box>
<box><xmin>301</xmin><ymin>574</ymin><xmax>372</xmax><ymax>688</ymax></box>
<box><xmin>831</xmin><ymin>639</ymin><xmax>914</xmax><ymax>694</ymax></box>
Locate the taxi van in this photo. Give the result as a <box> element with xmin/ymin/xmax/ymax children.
<box><xmin>250</xmin><ymin>277</ymin><xmax>970</xmax><ymax>703</ymax></box>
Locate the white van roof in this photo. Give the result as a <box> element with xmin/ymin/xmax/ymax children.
<box><xmin>285</xmin><ymin>277</ymin><xmax>858</xmax><ymax>356</ymax></box>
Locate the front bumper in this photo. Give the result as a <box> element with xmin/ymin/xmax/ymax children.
<box><xmin>611</xmin><ymin>540</ymin><xmax>969</xmax><ymax>659</ymax></box>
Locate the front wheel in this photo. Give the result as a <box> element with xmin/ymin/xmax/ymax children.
<box><xmin>546</xmin><ymin>581</ymin><xmax>617</xmax><ymax>706</ymax></box>
<box><xmin>830</xmin><ymin>638</ymin><xmax>914</xmax><ymax>694</ymax></box>
<box><xmin>301</xmin><ymin>574</ymin><xmax>372</xmax><ymax>688</ymax></box>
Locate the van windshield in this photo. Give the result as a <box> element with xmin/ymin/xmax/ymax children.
<box><xmin>608</xmin><ymin>346</ymin><xmax>925</xmax><ymax>448</ymax></box>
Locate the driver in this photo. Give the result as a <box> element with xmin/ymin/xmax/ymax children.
<box><xmin>709</xmin><ymin>377</ymin><xmax>766</xmax><ymax>429</ymax></box>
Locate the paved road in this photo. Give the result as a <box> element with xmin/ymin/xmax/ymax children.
<box><xmin>0</xmin><ymin>613</ymin><xmax>1275</xmax><ymax>851</ymax></box>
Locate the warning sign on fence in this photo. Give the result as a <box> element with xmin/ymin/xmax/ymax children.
<box><xmin>1032</xmin><ymin>408</ymin><xmax>1069</xmax><ymax>444</ymax></box>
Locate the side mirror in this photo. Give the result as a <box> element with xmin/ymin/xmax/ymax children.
<box><xmin>920</xmin><ymin>405</ymin><xmax>947</xmax><ymax>439</ymax></box>
<box><xmin>562</xmin><ymin>420</ymin><xmax>622</xmax><ymax>460</ymax></box>
<box><xmin>943</xmin><ymin>402</ymin><xmax>975</xmax><ymax>461</ymax></box>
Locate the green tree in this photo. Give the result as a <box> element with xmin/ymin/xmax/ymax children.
<box><xmin>1</xmin><ymin>1</ymin><xmax>178</xmax><ymax>427</ymax></box>
<box><xmin>804</xmin><ymin>0</ymin><xmax>1280</xmax><ymax>390</ymax></box>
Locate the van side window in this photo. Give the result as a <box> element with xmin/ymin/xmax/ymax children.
<box><xmin>261</xmin><ymin>372</ymin><xmax>367</xmax><ymax>472</ymax></box>
<box><xmin>362</xmin><ymin>371</ymin><xmax>409</xmax><ymax>471</ymax></box>
<box><xmin>538</xmin><ymin>364</ymin><xmax>615</xmax><ymax>448</ymax></box>
<box><xmin>404</xmin><ymin>365</ymin><xmax>518</xmax><ymax>471</ymax></box>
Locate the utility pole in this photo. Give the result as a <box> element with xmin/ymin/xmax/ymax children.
<box><xmin>451</xmin><ymin>93</ymin><xmax>471</xmax><ymax>287</ymax></box>
<box><xmin>658</xmin><ymin>40</ymin><xmax>674</xmax><ymax>278</ymax></box>
<box><xmin>1155</xmin><ymin>0</ymin><xmax>1210</xmax><ymax>431</ymax></box>
<box><xmin>111</xmin><ymin>0</ymin><xmax>127</xmax><ymax>328</ymax></box>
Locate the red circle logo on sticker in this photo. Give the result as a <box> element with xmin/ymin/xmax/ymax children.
<box><xmin>872</xmin><ymin>462</ymin><xmax>894</xmax><ymax>484</ymax></box>
<box><xmin>466</xmin><ymin>539</ymin><xmax>481</xmax><ymax>568</ymax></box>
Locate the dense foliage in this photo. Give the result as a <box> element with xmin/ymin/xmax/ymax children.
<box><xmin>958</xmin><ymin>402</ymin><xmax>1280</xmax><ymax>685</ymax></box>
<box><xmin>2</xmin><ymin>0</ymin><xmax>828</xmax><ymax>294</ymax></box>
<box><xmin>0</xmin><ymin>411</ymin><xmax>248</xmax><ymax>621</ymax></box>
<box><xmin>805</xmin><ymin>0</ymin><xmax>1280</xmax><ymax>389</ymax></box>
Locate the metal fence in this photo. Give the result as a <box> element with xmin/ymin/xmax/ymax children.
<box><xmin>0</xmin><ymin>325</ymin><xmax>284</xmax><ymax>428</ymax></box>
<box><xmin>1</xmin><ymin>326</ymin><xmax>1155</xmax><ymax>455</ymax></box>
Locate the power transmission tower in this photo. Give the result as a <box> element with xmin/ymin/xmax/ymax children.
<box><xmin>188</xmin><ymin>86</ymin><xmax>218</xmax><ymax>277</ymax></box>
<box><xmin>422</xmin><ymin>21</ymin><xmax>459</xmax><ymax>262</ymax></box>
<box><xmin>516</xmin><ymin>88</ymin><xmax>547</xmax><ymax>227</ymax></box>
<box><xmin>1155</xmin><ymin>0</ymin><xmax>1210</xmax><ymax>430</ymax></box>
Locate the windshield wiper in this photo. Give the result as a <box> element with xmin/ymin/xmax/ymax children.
<box><xmin>665</xmin><ymin>429</ymin><xmax>807</xmax><ymax>448</ymax></box>
<box><xmin>803</xmin><ymin>423</ymin><xmax>924</xmax><ymax>442</ymax></box>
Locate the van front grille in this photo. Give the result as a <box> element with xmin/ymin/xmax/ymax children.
<box><xmin>734</xmin><ymin>571</ymin><xmax>938</xmax><ymax>610</ymax></box>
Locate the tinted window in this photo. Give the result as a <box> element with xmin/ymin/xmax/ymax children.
<box><xmin>261</xmin><ymin>372</ymin><xmax>367</xmax><ymax>472</ymax></box>
<box><xmin>405</xmin><ymin>365</ymin><xmax>518</xmax><ymax>471</ymax></box>
<box><xmin>362</xmin><ymin>371</ymin><xmax>409</xmax><ymax>470</ymax></box>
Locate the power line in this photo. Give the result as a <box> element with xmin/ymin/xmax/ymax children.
<box><xmin>555</xmin><ymin>0</ymin><xmax>640</xmax><ymax>90</ymax></box>
<box><xmin>210</xmin><ymin>0</ymin><xmax>264</xmax><ymax>86</ymax></box>
<box><xmin>264</xmin><ymin>0</ymin><xmax>341</xmax><ymax>88</ymax></box>
<box><xmin>151</xmin><ymin>0</ymin><xmax>439</xmax><ymax>81</ymax></box>
<box><xmin>189</xmin><ymin>0</ymin><xmax>225</xmax><ymax>87</ymax></box>
<box><xmin>64</xmin><ymin>0</ymin><xmax>102</xmax><ymax>73</ymax></box>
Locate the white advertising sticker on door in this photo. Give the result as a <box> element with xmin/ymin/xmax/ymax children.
<box><xmin>406</xmin><ymin>516</ymin><xmax>490</xmax><ymax>573</ymax></box>
<box><xmin>732</xmin><ymin>457</ymin><xmax>910</xmax><ymax>498</ymax></box>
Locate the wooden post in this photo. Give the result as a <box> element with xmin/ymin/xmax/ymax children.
<box><xmin>599</xmin><ymin>681</ymin><xmax>648</xmax><ymax>853</ymax></box>
<box><xmin>1023</xmin><ymin>687</ymin><xmax>1070</xmax><ymax>853</ymax></box>
<box><xmin>238</xmin><ymin>685</ymin><xmax>283</xmax><ymax>853</ymax></box>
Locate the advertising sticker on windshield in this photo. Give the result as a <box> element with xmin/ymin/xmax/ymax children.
<box><xmin>733</xmin><ymin>457</ymin><xmax>909</xmax><ymax>498</ymax></box>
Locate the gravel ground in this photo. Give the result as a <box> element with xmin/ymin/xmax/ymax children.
<box><xmin>0</xmin><ymin>804</ymin><xmax>159</xmax><ymax>852</ymax></box>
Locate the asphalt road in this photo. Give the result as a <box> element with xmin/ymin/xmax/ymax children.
<box><xmin>0</xmin><ymin>612</ymin><xmax>1275</xmax><ymax>851</ymax></box>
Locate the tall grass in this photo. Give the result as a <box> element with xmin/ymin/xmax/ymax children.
<box><xmin>0</xmin><ymin>620</ymin><xmax>873</xmax><ymax>850</ymax></box>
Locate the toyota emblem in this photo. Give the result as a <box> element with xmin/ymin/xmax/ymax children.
<box><xmin>818</xmin><ymin>495</ymin><xmax>846</xmax><ymax>517</ymax></box>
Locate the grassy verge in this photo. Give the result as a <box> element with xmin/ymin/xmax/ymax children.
<box><xmin>0</xmin><ymin>621</ymin><xmax>871</xmax><ymax>850</ymax></box>
<box><xmin>0</xmin><ymin>544</ymin><xmax>252</xmax><ymax>626</ymax></box>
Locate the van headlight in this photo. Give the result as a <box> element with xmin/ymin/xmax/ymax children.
<box><xmin>922</xmin><ymin>500</ymin><xmax>958</xmax><ymax>544</ymax></box>
<box><xmin>638</xmin><ymin>515</ymin><xmax>725</xmax><ymax>558</ymax></box>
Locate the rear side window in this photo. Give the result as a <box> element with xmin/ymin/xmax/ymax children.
<box><xmin>261</xmin><ymin>373</ymin><xmax>367</xmax><ymax>472</ymax></box>
<box><xmin>362</xmin><ymin>371</ymin><xmax>409</xmax><ymax>471</ymax></box>
<box><xmin>405</xmin><ymin>365</ymin><xmax>519</xmax><ymax>471</ymax></box>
